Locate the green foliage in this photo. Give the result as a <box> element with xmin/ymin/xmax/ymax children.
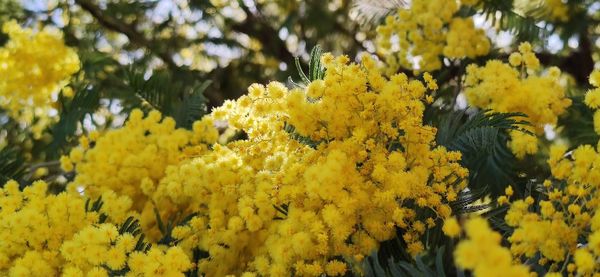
<box><xmin>126</xmin><ymin>68</ymin><xmax>176</xmax><ymax>114</ymax></box>
<box><xmin>84</xmin><ymin>197</ymin><xmax>108</xmax><ymax>223</ymax></box>
<box><xmin>48</xmin><ymin>85</ymin><xmax>100</xmax><ymax>159</ymax></box>
<box><xmin>172</xmin><ymin>81</ymin><xmax>211</xmax><ymax>130</ymax></box>
<box><xmin>436</xmin><ymin>110</ymin><xmax>531</xmax><ymax>197</ymax></box>
<box><xmin>559</xmin><ymin>95</ymin><xmax>599</xmax><ymax>146</ymax></box>
<box><xmin>117</xmin><ymin>216</ymin><xmax>152</xmax><ymax>253</ymax></box>
<box><xmin>450</xmin><ymin>187</ymin><xmax>491</xmax><ymax>214</ymax></box>
<box><xmin>363</xmin><ymin>246</ymin><xmax>461</xmax><ymax>277</ymax></box>
<box><xmin>475</xmin><ymin>0</ymin><xmax>548</xmax><ymax>42</ymax></box>
<box><xmin>0</xmin><ymin>146</ymin><xmax>26</xmax><ymax>185</ymax></box>
<box><xmin>290</xmin><ymin>45</ymin><xmax>326</xmax><ymax>87</ymax></box>
<box><xmin>125</xmin><ymin>68</ymin><xmax>210</xmax><ymax>129</ymax></box>
<box><xmin>285</xmin><ymin>45</ymin><xmax>326</xmax><ymax>147</ymax></box>
<box><xmin>153</xmin><ymin>207</ymin><xmax>198</xmax><ymax>246</ymax></box>
<box><xmin>351</xmin><ymin>0</ymin><xmax>408</xmax><ymax>25</ymax></box>
<box><xmin>283</xmin><ymin>123</ymin><xmax>321</xmax><ymax>148</ymax></box>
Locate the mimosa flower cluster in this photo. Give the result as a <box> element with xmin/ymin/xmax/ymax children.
<box><xmin>0</xmin><ymin>21</ymin><xmax>80</xmax><ymax>137</ymax></box>
<box><xmin>493</xmin><ymin>74</ymin><xmax>600</xmax><ymax>274</ymax></box>
<box><xmin>464</xmin><ymin>42</ymin><xmax>571</xmax><ymax>158</ymax></box>
<box><xmin>5</xmin><ymin>11</ymin><xmax>598</xmax><ymax>277</ymax></box>
<box><xmin>442</xmin><ymin>69</ymin><xmax>600</xmax><ymax>277</ymax></box>
<box><xmin>516</xmin><ymin>0</ymin><xmax>569</xmax><ymax>22</ymax></box>
<box><xmin>0</xmin><ymin>180</ymin><xmax>192</xmax><ymax>276</ymax></box>
<box><xmin>455</xmin><ymin>72</ymin><xmax>600</xmax><ymax>276</ymax></box>
<box><xmin>375</xmin><ymin>0</ymin><xmax>490</xmax><ymax>73</ymax></box>
<box><xmin>454</xmin><ymin>217</ymin><xmax>530</xmax><ymax>276</ymax></box>
<box><xmin>463</xmin><ymin>141</ymin><xmax>600</xmax><ymax>276</ymax></box>
<box><xmin>584</xmin><ymin>70</ymin><xmax>600</xmax><ymax>134</ymax></box>
<box><xmin>542</xmin><ymin>0</ymin><xmax>569</xmax><ymax>21</ymax></box>
<box><xmin>64</xmin><ymin>53</ymin><xmax>468</xmax><ymax>276</ymax></box>
<box><xmin>61</xmin><ymin>109</ymin><xmax>218</xmax><ymax>240</ymax></box>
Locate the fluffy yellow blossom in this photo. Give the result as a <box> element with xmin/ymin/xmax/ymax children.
<box><xmin>376</xmin><ymin>0</ymin><xmax>490</xmax><ymax>73</ymax></box>
<box><xmin>464</xmin><ymin>43</ymin><xmax>571</xmax><ymax>158</ymax></box>
<box><xmin>152</xmin><ymin>53</ymin><xmax>468</xmax><ymax>275</ymax></box>
<box><xmin>454</xmin><ymin>217</ymin><xmax>530</xmax><ymax>276</ymax></box>
<box><xmin>442</xmin><ymin>217</ymin><xmax>461</xmax><ymax>238</ymax></box>
<box><xmin>574</xmin><ymin>249</ymin><xmax>595</xmax><ymax>273</ymax></box>
<box><xmin>509</xmin><ymin>53</ymin><xmax>523</xmax><ymax>66</ymax></box>
<box><xmin>0</xmin><ymin>180</ymin><xmax>131</xmax><ymax>275</ymax></box>
<box><xmin>65</xmin><ymin>109</ymin><xmax>217</xmax><ymax>239</ymax></box>
<box><xmin>61</xmin><ymin>222</ymin><xmax>193</xmax><ymax>275</ymax></box>
<box><xmin>585</xmin><ymin>70</ymin><xmax>600</xmax><ymax>134</ymax></box>
<box><xmin>423</xmin><ymin>72</ymin><xmax>438</xmax><ymax>90</ymax></box>
<box><xmin>0</xmin><ymin>21</ymin><xmax>80</xmax><ymax>137</ymax></box>
<box><xmin>127</xmin><ymin>247</ymin><xmax>193</xmax><ymax>276</ymax></box>
<box><xmin>499</xmin><ymin>114</ymin><xmax>600</xmax><ymax>271</ymax></box>
<box><xmin>508</xmin><ymin>131</ymin><xmax>538</xmax><ymax>159</ymax></box>
<box><xmin>515</xmin><ymin>0</ymin><xmax>569</xmax><ymax>22</ymax></box>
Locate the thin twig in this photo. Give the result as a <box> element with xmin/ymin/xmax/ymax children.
<box><xmin>74</xmin><ymin>0</ymin><xmax>177</xmax><ymax>68</ymax></box>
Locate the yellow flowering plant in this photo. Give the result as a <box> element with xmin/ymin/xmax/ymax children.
<box><xmin>4</xmin><ymin>1</ymin><xmax>600</xmax><ymax>277</ymax></box>
<box><xmin>0</xmin><ymin>21</ymin><xmax>80</xmax><ymax>138</ymax></box>
<box><xmin>376</xmin><ymin>0</ymin><xmax>490</xmax><ymax>74</ymax></box>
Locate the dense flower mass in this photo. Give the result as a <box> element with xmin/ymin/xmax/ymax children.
<box><xmin>62</xmin><ymin>109</ymin><xmax>218</xmax><ymax>239</ymax></box>
<box><xmin>0</xmin><ymin>21</ymin><xmax>80</xmax><ymax>137</ymax></box>
<box><xmin>467</xmin><ymin>141</ymin><xmax>600</xmax><ymax>275</ymax></box>
<box><xmin>481</xmin><ymin>76</ymin><xmax>600</xmax><ymax>274</ymax></box>
<box><xmin>454</xmin><ymin>217</ymin><xmax>530</xmax><ymax>277</ymax></box>
<box><xmin>61</xmin><ymin>53</ymin><xmax>468</xmax><ymax>276</ymax></box>
<box><xmin>464</xmin><ymin>42</ymin><xmax>571</xmax><ymax>158</ymax></box>
<box><xmin>149</xmin><ymin>53</ymin><xmax>469</xmax><ymax>275</ymax></box>
<box><xmin>376</xmin><ymin>0</ymin><xmax>490</xmax><ymax>73</ymax></box>
<box><xmin>5</xmin><ymin>2</ymin><xmax>600</xmax><ymax>276</ymax></box>
<box><xmin>0</xmin><ymin>180</ymin><xmax>192</xmax><ymax>276</ymax></box>
<box><xmin>446</xmin><ymin>69</ymin><xmax>600</xmax><ymax>277</ymax></box>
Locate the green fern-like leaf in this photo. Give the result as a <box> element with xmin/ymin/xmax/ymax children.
<box><xmin>363</xmin><ymin>246</ymin><xmax>458</xmax><ymax>277</ymax></box>
<box><xmin>476</xmin><ymin>0</ymin><xmax>548</xmax><ymax>41</ymax></box>
<box><xmin>47</xmin><ymin>85</ymin><xmax>100</xmax><ymax>159</ymax></box>
<box><xmin>558</xmin><ymin>96</ymin><xmax>599</xmax><ymax>146</ymax></box>
<box><xmin>0</xmin><ymin>147</ymin><xmax>26</xmax><ymax>185</ymax></box>
<box><xmin>154</xmin><ymin>207</ymin><xmax>199</xmax><ymax>246</ymax></box>
<box><xmin>450</xmin><ymin>187</ymin><xmax>491</xmax><ymax>215</ymax></box>
<box><xmin>117</xmin><ymin>216</ymin><xmax>152</xmax><ymax>252</ymax></box>
<box><xmin>172</xmin><ymin>80</ymin><xmax>210</xmax><ymax>129</ymax></box>
<box><xmin>436</xmin><ymin>110</ymin><xmax>530</xmax><ymax>197</ymax></box>
<box><xmin>290</xmin><ymin>45</ymin><xmax>326</xmax><ymax>87</ymax></box>
<box><xmin>125</xmin><ymin>68</ymin><xmax>209</xmax><ymax>129</ymax></box>
<box><xmin>351</xmin><ymin>0</ymin><xmax>408</xmax><ymax>25</ymax></box>
<box><xmin>283</xmin><ymin>123</ymin><xmax>320</xmax><ymax>148</ymax></box>
<box><xmin>125</xmin><ymin>68</ymin><xmax>178</xmax><ymax>113</ymax></box>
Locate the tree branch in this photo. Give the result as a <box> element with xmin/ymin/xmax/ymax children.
<box><xmin>74</xmin><ymin>0</ymin><xmax>177</xmax><ymax>68</ymax></box>
<box><xmin>74</xmin><ymin>0</ymin><xmax>228</xmax><ymax>106</ymax></box>
<box><xmin>231</xmin><ymin>0</ymin><xmax>295</xmax><ymax>68</ymax></box>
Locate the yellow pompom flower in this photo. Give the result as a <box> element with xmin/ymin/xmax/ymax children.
<box><xmin>65</xmin><ymin>109</ymin><xmax>218</xmax><ymax>239</ymax></box>
<box><xmin>0</xmin><ymin>20</ymin><xmax>80</xmax><ymax>137</ymax></box>
<box><xmin>508</xmin><ymin>131</ymin><xmax>539</xmax><ymax>159</ymax></box>
<box><xmin>443</xmin><ymin>217</ymin><xmax>461</xmax><ymax>238</ymax></box>
<box><xmin>455</xmin><ymin>217</ymin><xmax>530</xmax><ymax>276</ymax></box>
<box><xmin>464</xmin><ymin>43</ymin><xmax>571</xmax><ymax>158</ymax></box>
<box><xmin>376</xmin><ymin>0</ymin><xmax>490</xmax><ymax>73</ymax></box>
<box><xmin>150</xmin><ymin>53</ymin><xmax>468</xmax><ymax>275</ymax></box>
<box><xmin>574</xmin><ymin>249</ymin><xmax>595</xmax><ymax>274</ymax></box>
<box><xmin>0</xmin><ymin>180</ymin><xmax>127</xmax><ymax>275</ymax></box>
